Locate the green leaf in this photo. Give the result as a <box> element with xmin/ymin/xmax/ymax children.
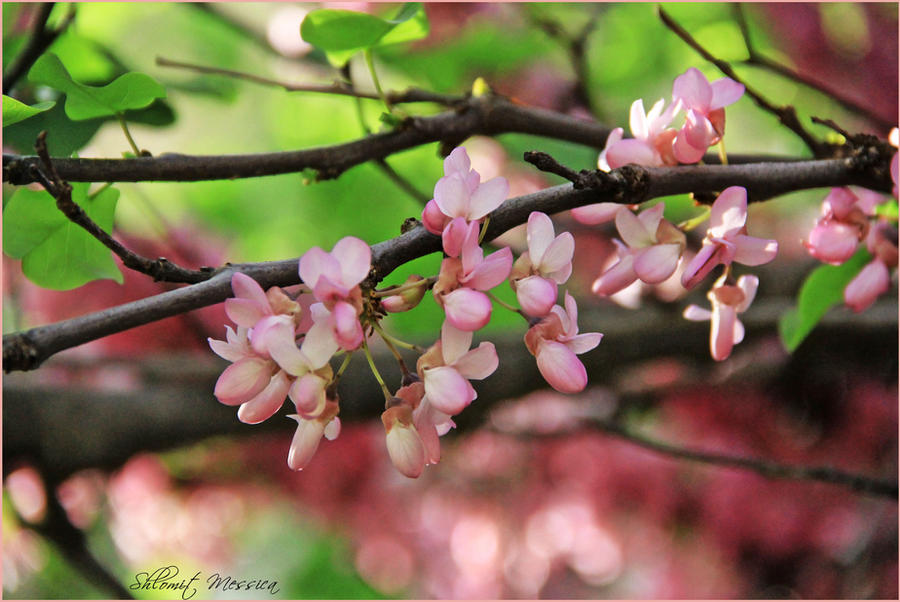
<box><xmin>3</xmin><ymin>183</ymin><xmax>123</xmax><ymax>290</ymax></box>
<box><xmin>301</xmin><ymin>3</ymin><xmax>428</xmax><ymax>66</ymax></box>
<box><xmin>29</xmin><ymin>52</ymin><xmax>166</xmax><ymax>120</ymax></box>
<box><xmin>778</xmin><ymin>249</ymin><xmax>871</xmax><ymax>352</ymax></box>
<box><xmin>2</xmin><ymin>95</ymin><xmax>56</xmax><ymax>126</ymax></box>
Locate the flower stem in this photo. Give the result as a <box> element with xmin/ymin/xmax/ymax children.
<box><xmin>479</xmin><ymin>217</ymin><xmax>491</xmax><ymax>244</ymax></box>
<box><xmin>487</xmin><ymin>290</ymin><xmax>527</xmax><ymax>320</ymax></box>
<box><xmin>677</xmin><ymin>206</ymin><xmax>712</xmax><ymax>232</ymax></box>
<box><xmin>117</xmin><ymin>114</ymin><xmax>141</xmax><ymax>156</ymax></box>
<box><xmin>718</xmin><ymin>140</ymin><xmax>728</xmax><ymax>166</ymax></box>
<box><xmin>373</xmin><ymin>322</ymin><xmax>410</xmax><ymax>374</ymax></box>
<box><xmin>361</xmin><ymin>339</ymin><xmax>392</xmax><ymax>401</ymax></box>
<box><xmin>372</xmin><ymin>276</ymin><xmax>435</xmax><ymax>298</ymax></box>
<box><xmin>373</xmin><ymin>325</ymin><xmax>425</xmax><ymax>353</ymax></box>
<box><xmin>335</xmin><ymin>352</ymin><xmax>354</xmax><ymax>380</ymax></box>
<box><xmin>364</xmin><ymin>49</ymin><xmax>390</xmax><ymax>113</ymax></box>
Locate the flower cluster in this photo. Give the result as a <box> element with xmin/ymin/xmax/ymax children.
<box><xmin>209</xmin><ymin>146</ymin><xmax>602</xmax><ymax>478</ymax></box>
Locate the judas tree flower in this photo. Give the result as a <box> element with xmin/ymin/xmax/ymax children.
<box><xmin>299</xmin><ymin>236</ymin><xmax>371</xmax><ymax>351</ymax></box>
<box><xmin>671</xmin><ymin>67</ymin><xmax>744</xmax><ymax>164</ymax></box>
<box><xmin>598</xmin><ymin>98</ymin><xmax>681</xmax><ymax>171</ymax></box>
<box><xmin>509</xmin><ymin>212</ymin><xmax>575</xmax><ymax>317</ymax></box>
<box><xmin>432</xmin><ymin>220</ymin><xmax>512</xmax><ymax>331</ymax></box>
<box><xmin>225</xmin><ymin>272</ymin><xmax>300</xmax><ymax>329</ymax></box>
<box><xmin>209</xmin><ymin>325</ymin><xmax>279</xmax><ymax>406</ymax></box>
<box><xmin>382</xmin><ymin>404</ymin><xmax>426</xmax><ymax>478</ymax></box>
<box><xmin>417</xmin><ymin>321</ymin><xmax>499</xmax><ymax>416</ymax></box>
<box><xmin>681</xmin><ymin>187</ymin><xmax>778</xmax><ymax>289</ymax></box>
<box><xmin>592</xmin><ymin>203</ymin><xmax>686</xmax><ymax>296</ymax></box>
<box><xmin>524</xmin><ymin>292</ymin><xmax>603</xmax><ymax>393</ymax></box>
<box><xmin>805</xmin><ymin>187</ymin><xmax>876</xmax><ymax>265</ymax></box>
<box><xmin>683</xmin><ymin>274</ymin><xmax>758</xmax><ymax>361</ymax></box>
<box><xmin>381</xmin><ymin>275</ymin><xmax>429</xmax><ymax>313</ymax></box>
<box><xmin>287</xmin><ymin>400</ymin><xmax>341</xmax><ymax>471</ymax></box>
<box><xmin>845</xmin><ymin>221</ymin><xmax>898</xmax><ymax>312</ymax></box>
<box><xmin>571</xmin><ymin>202</ymin><xmax>635</xmax><ymax>225</ymax></box>
<box><xmin>421</xmin><ymin>147</ymin><xmax>509</xmax><ymax>255</ymax></box>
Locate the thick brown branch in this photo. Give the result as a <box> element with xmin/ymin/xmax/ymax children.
<box><xmin>3</xmin><ymin>156</ymin><xmax>891</xmax><ymax>372</ymax></box>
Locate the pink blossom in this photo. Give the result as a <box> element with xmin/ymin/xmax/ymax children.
<box><xmin>592</xmin><ymin>203</ymin><xmax>686</xmax><ymax>296</ymax></box>
<box><xmin>598</xmin><ymin>98</ymin><xmax>681</xmax><ymax>171</ymax></box>
<box><xmin>510</xmin><ymin>212</ymin><xmax>574</xmax><ymax>317</ymax></box>
<box><xmin>417</xmin><ymin>321</ymin><xmax>499</xmax><ymax>415</ymax></box>
<box><xmin>287</xmin><ymin>400</ymin><xmax>340</xmax><ymax>471</ymax></box>
<box><xmin>683</xmin><ymin>274</ymin><xmax>758</xmax><ymax>361</ymax></box>
<box><xmin>524</xmin><ymin>292</ymin><xmax>603</xmax><ymax>393</ymax></box>
<box><xmin>209</xmin><ymin>325</ymin><xmax>278</xmax><ymax>406</ymax></box>
<box><xmin>571</xmin><ymin>202</ymin><xmax>636</xmax><ymax>226</ymax></box>
<box><xmin>845</xmin><ymin>221</ymin><xmax>898</xmax><ymax>312</ymax></box>
<box><xmin>804</xmin><ymin>188</ymin><xmax>873</xmax><ymax>265</ymax></box>
<box><xmin>382</xmin><ymin>405</ymin><xmax>426</xmax><ymax>478</ymax></box>
<box><xmin>671</xmin><ymin>68</ymin><xmax>744</xmax><ymax>164</ymax></box>
<box><xmin>681</xmin><ymin>187</ymin><xmax>778</xmax><ymax>289</ymax></box>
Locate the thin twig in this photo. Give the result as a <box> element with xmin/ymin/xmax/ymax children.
<box><xmin>3</xmin><ymin>4</ymin><xmax>75</xmax><ymax>95</ymax></box>
<box><xmin>32</xmin><ymin>132</ymin><xmax>217</xmax><ymax>284</ymax></box>
<box><xmin>595</xmin><ymin>419</ymin><xmax>897</xmax><ymax>498</ymax></box>
<box><xmin>732</xmin><ymin>4</ymin><xmax>894</xmax><ymax>131</ymax></box>
<box><xmin>658</xmin><ymin>6</ymin><xmax>830</xmax><ymax>157</ymax></box>
<box><xmin>374</xmin><ymin>158</ymin><xmax>430</xmax><ymax>204</ymax></box>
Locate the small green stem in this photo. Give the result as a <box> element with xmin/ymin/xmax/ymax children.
<box><xmin>373</xmin><ymin>276</ymin><xmax>435</xmax><ymax>298</ymax></box>
<box><xmin>353</xmin><ymin>95</ymin><xmax>371</xmax><ymax>135</ymax></box>
<box><xmin>364</xmin><ymin>49</ymin><xmax>390</xmax><ymax>113</ymax></box>
<box><xmin>117</xmin><ymin>114</ymin><xmax>141</xmax><ymax>156</ymax></box>
<box><xmin>718</xmin><ymin>139</ymin><xmax>728</xmax><ymax>166</ymax></box>
<box><xmin>335</xmin><ymin>352</ymin><xmax>354</xmax><ymax>380</ymax></box>
<box><xmin>677</xmin><ymin>206</ymin><xmax>712</xmax><ymax>232</ymax></box>
<box><xmin>486</xmin><ymin>290</ymin><xmax>527</xmax><ymax>319</ymax></box>
<box><xmin>479</xmin><ymin>217</ymin><xmax>491</xmax><ymax>244</ymax></box>
<box><xmin>361</xmin><ymin>339</ymin><xmax>392</xmax><ymax>401</ymax></box>
<box><xmin>374</xmin><ymin>326</ymin><xmax>425</xmax><ymax>353</ymax></box>
<box><xmin>373</xmin><ymin>323</ymin><xmax>410</xmax><ymax>374</ymax></box>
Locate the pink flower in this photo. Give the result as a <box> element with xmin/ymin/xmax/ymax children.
<box><xmin>382</xmin><ymin>404</ymin><xmax>426</xmax><ymax>478</ymax></box>
<box><xmin>598</xmin><ymin>98</ymin><xmax>681</xmax><ymax>171</ymax></box>
<box><xmin>524</xmin><ymin>292</ymin><xmax>603</xmax><ymax>393</ymax></box>
<box><xmin>421</xmin><ymin>147</ymin><xmax>509</xmax><ymax>256</ymax></box>
<box><xmin>804</xmin><ymin>188</ymin><xmax>875</xmax><ymax>265</ymax></box>
<box><xmin>571</xmin><ymin>202</ymin><xmax>636</xmax><ymax>225</ymax></box>
<box><xmin>683</xmin><ymin>274</ymin><xmax>758</xmax><ymax>361</ymax></box>
<box><xmin>671</xmin><ymin>68</ymin><xmax>744</xmax><ymax>164</ymax></box>
<box><xmin>681</xmin><ymin>187</ymin><xmax>778</xmax><ymax>289</ymax></box>
<box><xmin>417</xmin><ymin>321</ymin><xmax>499</xmax><ymax>415</ymax></box>
<box><xmin>209</xmin><ymin>325</ymin><xmax>278</xmax><ymax>406</ymax></box>
<box><xmin>845</xmin><ymin>221</ymin><xmax>898</xmax><ymax>312</ymax></box>
<box><xmin>510</xmin><ymin>212</ymin><xmax>574</xmax><ymax>317</ymax></box>
<box><xmin>432</xmin><ymin>220</ymin><xmax>512</xmax><ymax>331</ymax></box>
<box><xmin>592</xmin><ymin>203</ymin><xmax>686</xmax><ymax>296</ymax></box>
<box><xmin>287</xmin><ymin>401</ymin><xmax>341</xmax><ymax>471</ymax></box>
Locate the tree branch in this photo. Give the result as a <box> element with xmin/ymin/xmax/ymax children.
<box><xmin>3</xmin><ymin>154</ymin><xmax>891</xmax><ymax>372</ymax></box>
<box><xmin>2</xmin><ymin>4</ymin><xmax>75</xmax><ymax>95</ymax></box>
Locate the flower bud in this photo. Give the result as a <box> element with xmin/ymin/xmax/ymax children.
<box><xmin>382</xmin><ymin>275</ymin><xmax>428</xmax><ymax>313</ymax></box>
<box><xmin>382</xmin><ymin>406</ymin><xmax>426</xmax><ymax>478</ymax></box>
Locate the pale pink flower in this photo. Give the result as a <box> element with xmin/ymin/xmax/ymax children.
<box><xmin>683</xmin><ymin>274</ymin><xmax>758</xmax><ymax>361</ymax></box>
<box><xmin>524</xmin><ymin>292</ymin><xmax>603</xmax><ymax>393</ymax></box>
<box><xmin>209</xmin><ymin>325</ymin><xmax>278</xmax><ymax>406</ymax></box>
<box><xmin>287</xmin><ymin>401</ymin><xmax>340</xmax><ymax>471</ymax></box>
<box><xmin>382</xmin><ymin>405</ymin><xmax>426</xmax><ymax>478</ymax></box>
<box><xmin>510</xmin><ymin>212</ymin><xmax>575</xmax><ymax>317</ymax></box>
<box><xmin>681</xmin><ymin>187</ymin><xmax>778</xmax><ymax>289</ymax></box>
<box><xmin>417</xmin><ymin>321</ymin><xmax>499</xmax><ymax>415</ymax></box>
<box><xmin>845</xmin><ymin>221</ymin><xmax>898</xmax><ymax>312</ymax></box>
<box><xmin>592</xmin><ymin>203</ymin><xmax>686</xmax><ymax>296</ymax></box>
<box><xmin>571</xmin><ymin>202</ymin><xmax>635</xmax><ymax>226</ymax></box>
<box><xmin>391</xmin><ymin>381</ymin><xmax>454</xmax><ymax>467</ymax></box>
<box><xmin>598</xmin><ymin>98</ymin><xmax>681</xmax><ymax>171</ymax></box>
<box><xmin>805</xmin><ymin>187</ymin><xmax>873</xmax><ymax>265</ymax></box>
<box><xmin>671</xmin><ymin>67</ymin><xmax>744</xmax><ymax>164</ymax></box>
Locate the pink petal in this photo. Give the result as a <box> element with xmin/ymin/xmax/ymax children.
<box><xmin>526</xmin><ymin>211</ymin><xmax>555</xmax><ymax>265</ymax></box>
<box><xmin>442</xmin><ymin>288</ymin><xmax>492</xmax><ymax>331</ymax></box>
<box><xmin>822</xmin><ymin>187</ymin><xmax>859</xmax><ymax>219</ymax></box>
<box><xmin>733</xmin><ymin>318</ymin><xmax>746</xmax><ymax>345</ymax></box>
<box><xmin>467</xmin><ymin>176</ymin><xmax>509</xmax><ymax>220</ymax></box>
<box><xmin>286</xmin><ymin>416</ymin><xmax>325</xmax><ymax>470</ymax></box>
<box><xmin>434</xmin><ymin>174</ymin><xmax>469</xmax><ymax>218</ymax></box>
<box><xmin>516</xmin><ymin>275</ymin><xmax>557</xmax><ymax>317</ymax></box>
<box><xmin>332</xmin><ymin>300</ymin><xmax>363</xmax><ymax>350</ymax></box>
<box><xmin>332</xmin><ymin>236</ymin><xmax>372</xmax><ymax>288</ymax></box>
<box><xmin>539</xmin><ymin>232</ymin><xmax>575</xmax><ymax>276</ymax></box>
<box><xmin>616</xmin><ymin>207</ymin><xmax>655</xmax><ymax>248</ymax></box>
<box><xmin>424</xmin><ymin>366</ymin><xmax>476</xmax><ymax>415</ymax></box>
<box><xmin>672</xmin><ymin>131</ymin><xmax>706</xmax><ymax>164</ymax></box>
<box><xmin>237</xmin><ymin>371</ymin><xmax>292</xmax><ymax>424</ymax></box>
<box><xmin>844</xmin><ymin>259</ymin><xmax>890</xmax><ymax>312</ymax></box>
<box><xmin>683</xmin><ymin>110</ymin><xmax>718</xmax><ymax>149</ymax></box>
<box><xmin>442</xmin><ymin>216</ymin><xmax>474</xmax><ymax>258</ymax></box>
<box><xmin>209</xmin><ymin>335</ymin><xmax>245</xmax><ymax>363</ymax></box>
<box><xmin>598</xmin><ymin>128</ymin><xmax>624</xmax><ymax>171</ymax></box>
<box><xmin>546</xmin><ymin>260</ymin><xmax>573</xmax><ymax>285</ymax></box>
<box><xmin>709</xmin><ymin>303</ymin><xmax>737</xmax><ymax>361</ymax></box>
<box><xmin>413</xmin><ymin>405</ymin><xmax>442</xmax><ymax>465</ymax></box>
<box><xmin>231</xmin><ymin>273</ymin><xmax>269</xmax><ymax>308</ymax></box>
<box><xmin>422</xmin><ymin>199</ymin><xmax>450</xmax><ymax>235</ymax></box>
<box><xmin>385</xmin><ymin>420</ymin><xmax>426</xmax><ymax>478</ymax></box>
<box><xmin>324</xmin><ymin>417</ymin><xmax>341</xmax><ymax>440</ymax></box>
<box><xmin>563</xmin><ymin>291</ymin><xmax>580</xmax><ymax>336</ymax></box>
<box><xmin>253</xmin><ymin>316</ymin><xmax>304</xmax><ymax>372</ymax></box>
<box><xmin>441</xmin><ymin>320</ymin><xmax>473</xmax><ymax>366</ymax></box>
<box><xmin>592</xmin><ymin>254</ymin><xmax>638</xmax><ymax>296</ymax></box>
<box><xmin>299</xmin><ymin>247</ymin><xmax>340</xmax><ymax>291</ymax></box>
<box><xmin>464</xmin><ymin>246</ymin><xmax>513</xmax><ymax>291</ymax></box>
<box><xmin>453</xmin><ymin>341</ymin><xmax>499</xmax><ymax>380</ymax></box>
<box><xmin>673</xmin><ymin>67</ymin><xmax>712</xmax><ymax>111</ymax></box>
<box><xmin>443</xmin><ymin>146</ymin><xmax>471</xmax><ymax>177</ymax></box>
<box><xmin>681</xmin><ymin>242</ymin><xmax>720</xmax><ymax>290</ymax></box>
<box><xmin>459</xmin><ymin>220</ymin><xmax>485</xmax><ymax>275</ymax></box>
<box><xmin>289</xmin><ymin>372</ymin><xmax>328</xmax><ymax>417</ymax></box>
<box><xmin>571</xmin><ymin>203</ymin><xmax>623</xmax><ymax>225</ymax></box>
<box><xmin>683</xmin><ymin>304</ymin><xmax>712</xmax><ymax>321</ymax></box>
<box><xmin>300</xmin><ymin>310</ymin><xmax>339</xmax><ymax>369</ymax></box>
<box><xmin>565</xmin><ymin>332</ymin><xmax>603</xmax><ymax>355</ymax></box>
<box><xmin>312</xmin><ymin>276</ymin><xmax>351</xmax><ymax>304</ymax></box>
<box><xmin>735</xmin><ymin>275</ymin><xmax>760</xmax><ymax>313</ymax></box>
<box><xmin>536</xmin><ymin>340</ymin><xmax>588</xmax><ymax>394</ymax></box>
<box><xmin>224</xmin><ymin>298</ymin><xmax>267</xmax><ymax>329</ymax></box>
<box><xmin>733</xmin><ymin>234</ymin><xmax>778</xmax><ymax>266</ymax></box>
<box><xmin>709</xmin><ymin>78</ymin><xmax>745</xmax><ymax>109</ymax></box>
<box><xmin>709</xmin><ymin>187</ymin><xmax>748</xmax><ymax>238</ymax></box>
<box><xmin>805</xmin><ymin>222</ymin><xmax>860</xmax><ymax>265</ymax></box>
<box><xmin>629</xmin><ymin>99</ymin><xmax>649</xmax><ymax>139</ymax></box>
<box><xmin>636</xmin><ymin>203</ymin><xmax>666</xmax><ymax>236</ymax></box>
<box><xmin>633</xmin><ymin>243</ymin><xmax>681</xmax><ymax>284</ymax></box>
<box><xmin>606</xmin><ymin>139</ymin><xmax>659</xmax><ymax>169</ymax></box>
<box><xmin>214</xmin><ymin>357</ymin><xmax>274</xmax><ymax>406</ymax></box>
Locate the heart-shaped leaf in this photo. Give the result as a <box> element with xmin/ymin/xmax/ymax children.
<box><xmin>3</xmin><ymin>182</ymin><xmax>123</xmax><ymax>289</ymax></box>
<box><xmin>28</xmin><ymin>53</ymin><xmax>166</xmax><ymax>120</ymax></box>
<box><xmin>301</xmin><ymin>3</ymin><xmax>428</xmax><ymax>66</ymax></box>
<box><xmin>2</xmin><ymin>95</ymin><xmax>56</xmax><ymax>127</ymax></box>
